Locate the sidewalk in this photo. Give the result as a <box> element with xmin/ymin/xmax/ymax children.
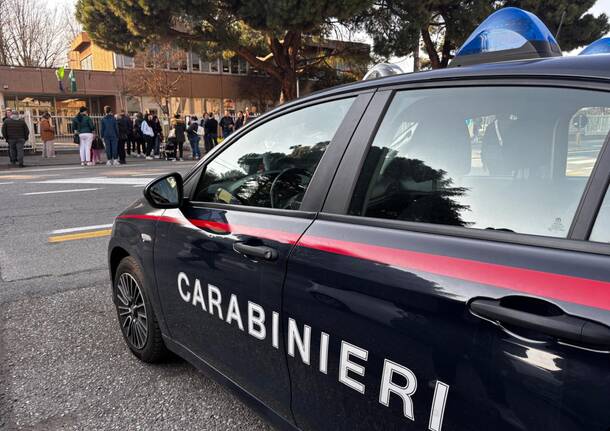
<box><xmin>0</xmin><ymin>146</ymin><xmax>195</xmax><ymax>170</ymax></box>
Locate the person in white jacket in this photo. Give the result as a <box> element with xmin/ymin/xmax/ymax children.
<box><xmin>141</xmin><ymin>113</ymin><xmax>155</xmax><ymax>160</ymax></box>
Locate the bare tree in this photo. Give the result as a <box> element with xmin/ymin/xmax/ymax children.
<box><xmin>125</xmin><ymin>44</ymin><xmax>188</xmax><ymax>117</ymax></box>
<box><xmin>0</xmin><ymin>0</ymin><xmax>77</xmax><ymax>67</ymax></box>
<box><xmin>0</xmin><ymin>0</ymin><xmax>10</xmax><ymax>65</ymax></box>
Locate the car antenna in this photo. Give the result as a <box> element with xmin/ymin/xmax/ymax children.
<box><xmin>555</xmin><ymin>10</ymin><xmax>566</xmax><ymax>41</ymax></box>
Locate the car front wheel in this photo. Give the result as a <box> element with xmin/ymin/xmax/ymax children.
<box><xmin>113</xmin><ymin>256</ymin><xmax>167</xmax><ymax>362</ymax></box>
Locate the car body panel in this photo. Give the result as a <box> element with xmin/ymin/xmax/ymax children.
<box><xmin>108</xmin><ymin>54</ymin><xmax>610</xmax><ymax>431</ymax></box>
<box><xmin>283</xmin><ymin>217</ymin><xmax>610</xmax><ymax>431</ymax></box>
<box><xmin>151</xmin><ymin>205</ymin><xmax>314</xmax><ymax>423</ymax></box>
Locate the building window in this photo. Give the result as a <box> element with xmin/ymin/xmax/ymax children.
<box><xmin>238</xmin><ymin>57</ymin><xmax>248</xmax><ymax>74</ymax></box>
<box><xmin>230</xmin><ymin>57</ymin><xmax>239</xmax><ymax>74</ymax></box>
<box><xmin>80</xmin><ymin>55</ymin><xmax>93</xmax><ymax>70</ymax></box>
<box><xmin>210</xmin><ymin>59</ymin><xmax>219</xmax><ymax>73</ymax></box>
<box><xmin>222</xmin><ymin>58</ymin><xmax>230</xmax><ymax>73</ymax></box>
<box><xmin>190</xmin><ymin>51</ymin><xmax>201</xmax><ymax>72</ymax></box>
<box><xmin>115</xmin><ymin>54</ymin><xmax>135</xmax><ymax>68</ymax></box>
<box><xmin>200</xmin><ymin>60</ymin><xmax>211</xmax><ymax>73</ymax></box>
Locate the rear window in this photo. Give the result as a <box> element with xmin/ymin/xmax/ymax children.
<box><xmin>349</xmin><ymin>87</ymin><xmax>610</xmax><ymax>238</ymax></box>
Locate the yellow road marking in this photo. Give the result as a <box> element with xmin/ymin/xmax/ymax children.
<box><xmin>48</xmin><ymin>229</ymin><xmax>112</xmax><ymax>243</ymax></box>
<box><xmin>0</xmin><ymin>175</ymin><xmax>35</xmax><ymax>180</ymax></box>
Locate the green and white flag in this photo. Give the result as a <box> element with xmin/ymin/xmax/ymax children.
<box><xmin>68</xmin><ymin>69</ymin><xmax>77</xmax><ymax>93</ymax></box>
<box><xmin>55</xmin><ymin>67</ymin><xmax>65</xmax><ymax>92</ymax></box>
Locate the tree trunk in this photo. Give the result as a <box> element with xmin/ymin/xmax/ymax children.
<box><xmin>279</xmin><ymin>72</ymin><xmax>297</xmax><ymax>103</ymax></box>
<box><xmin>421</xmin><ymin>26</ymin><xmax>441</xmax><ymax>69</ymax></box>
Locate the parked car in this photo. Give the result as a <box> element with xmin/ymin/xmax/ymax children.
<box><xmin>108</xmin><ymin>8</ymin><xmax>610</xmax><ymax>430</ymax></box>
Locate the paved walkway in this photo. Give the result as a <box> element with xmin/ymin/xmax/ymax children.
<box><xmin>0</xmin><ymin>146</ymin><xmax>194</xmax><ymax>169</ymax></box>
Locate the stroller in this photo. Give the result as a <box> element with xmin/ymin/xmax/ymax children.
<box><xmin>163</xmin><ymin>137</ymin><xmax>177</xmax><ymax>161</ymax></box>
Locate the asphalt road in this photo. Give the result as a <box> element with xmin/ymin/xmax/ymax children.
<box><xmin>0</xmin><ymin>159</ymin><xmax>272</xmax><ymax>430</ymax></box>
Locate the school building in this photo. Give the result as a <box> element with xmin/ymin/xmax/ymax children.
<box><xmin>0</xmin><ymin>32</ymin><xmax>368</xmax><ymax>143</ymax></box>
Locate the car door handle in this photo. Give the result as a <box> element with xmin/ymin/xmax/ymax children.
<box><xmin>470</xmin><ymin>298</ymin><xmax>610</xmax><ymax>348</ymax></box>
<box><xmin>233</xmin><ymin>242</ymin><xmax>278</xmax><ymax>261</ymax></box>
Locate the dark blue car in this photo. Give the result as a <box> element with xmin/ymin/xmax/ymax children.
<box><xmin>107</xmin><ymin>12</ymin><xmax>610</xmax><ymax>428</ymax></box>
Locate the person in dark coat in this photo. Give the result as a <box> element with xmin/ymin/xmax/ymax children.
<box><xmin>1</xmin><ymin>112</ymin><xmax>29</xmax><ymax>167</ymax></box>
<box><xmin>133</xmin><ymin>113</ymin><xmax>145</xmax><ymax>157</ymax></box>
<box><xmin>117</xmin><ymin>110</ymin><xmax>131</xmax><ymax>164</ymax></box>
<box><xmin>219</xmin><ymin>110</ymin><xmax>234</xmax><ymax>138</ymax></box>
<box><xmin>204</xmin><ymin>113</ymin><xmax>218</xmax><ymax>152</ymax></box>
<box><xmin>187</xmin><ymin>116</ymin><xmax>201</xmax><ymax>160</ymax></box>
<box><xmin>124</xmin><ymin>113</ymin><xmax>134</xmax><ymax>156</ymax></box>
<box><xmin>101</xmin><ymin>106</ymin><xmax>120</xmax><ymax>166</ymax></box>
<box><xmin>235</xmin><ymin>111</ymin><xmax>245</xmax><ymax>131</ymax></box>
<box><xmin>152</xmin><ymin>115</ymin><xmax>163</xmax><ymax>158</ymax></box>
<box><xmin>171</xmin><ymin>114</ymin><xmax>187</xmax><ymax>161</ymax></box>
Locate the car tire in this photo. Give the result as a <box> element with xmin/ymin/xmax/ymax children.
<box><xmin>113</xmin><ymin>256</ymin><xmax>167</xmax><ymax>363</ymax></box>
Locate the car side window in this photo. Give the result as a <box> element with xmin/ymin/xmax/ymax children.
<box><xmin>193</xmin><ymin>98</ymin><xmax>354</xmax><ymax>210</ymax></box>
<box><xmin>590</xmin><ymin>188</ymin><xmax>610</xmax><ymax>243</ymax></box>
<box><xmin>348</xmin><ymin>87</ymin><xmax>610</xmax><ymax>238</ymax></box>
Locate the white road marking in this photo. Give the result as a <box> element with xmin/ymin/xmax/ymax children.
<box><xmin>33</xmin><ymin>176</ymin><xmax>155</xmax><ymax>185</ymax></box>
<box><xmin>23</xmin><ymin>188</ymin><xmax>100</xmax><ymax>195</ymax></box>
<box><xmin>50</xmin><ymin>223</ymin><xmax>113</xmax><ymax>234</ymax></box>
<box><xmin>17</xmin><ymin>164</ymin><xmax>146</xmax><ymax>173</ymax></box>
<box><xmin>0</xmin><ymin>182</ymin><xmax>14</xmax><ymax>185</ymax></box>
<box><xmin>131</xmin><ymin>172</ymin><xmax>169</xmax><ymax>176</ymax></box>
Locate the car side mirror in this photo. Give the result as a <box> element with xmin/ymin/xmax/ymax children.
<box><xmin>144</xmin><ymin>172</ymin><xmax>184</xmax><ymax>208</ymax></box>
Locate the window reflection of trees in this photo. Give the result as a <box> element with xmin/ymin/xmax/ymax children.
<box><xmin>357</xmin><ymin>147</ymin><xmax>471</xmax><ymax>227</ymax></box>
<box><xmin>200</xmin><ymin>141</ymin><xmax>329</xmax><ymax>207</ymax></box>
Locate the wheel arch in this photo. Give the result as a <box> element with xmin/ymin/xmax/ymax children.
<box><xmin>109</xmin><ymin>246</ymin><xmax>130</xmax><ymax>284</ymax></box>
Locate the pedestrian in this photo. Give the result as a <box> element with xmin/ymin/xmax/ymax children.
<box><xmin>117</xmin><ymin>110</ymin><xmax>130</xmax><ymax>164</ymax></box>
<box><xmin>3</xmin><ymin>108</ymin><xmax>12</xmax><ymax>123</ymax></box>
<box><xmin>187</xmin><ymin>116</ymin><xmax>201</xmax><ymax>160</ymax></box>
<box><xmin>244</xmin><ymin>107</ymin><xmax>251</xmax><ymax>125</ymax></box>
<box><xmin>72</xmin><ymin>106</ymin><xmax>95</xmax><ymax>166</ymax></box>
<box><xmin>91</xmin><ymin>135</ymin><xmax>105</xmax><ymax>164</ymax></box>
<box><xmin>39</xmin><ymin>112</ymin><xmax>55</xmax><ymax>158</ymax></box>
<box><xmin>141</xmin><ymin>113</ymin><xmax>155</xmax><ymax>160</ymax></box>
<box><xmin>133</xmin><ymin>112</ymin><xmax>145</xmax><ymax>157</ymax></box>
<box><xmin>126</xmin><ymin>113</ymin><xmax>135</xmax><ymax>156</ymax></box>
<box><xmin>204</xmin><ymin>112</ymin><xmax>218</xmax><ymax>152</ymax></box>
<box><xmin>1</xmin><ymin>111</ymin><xmax>29</xmax><ymax>167</ymax></box>
<box><xmin>235</xmin><ymin>111</ymin><xmax>245</xmax><ymax>131</ymax></box>
<box><xmin>171</xmin><ymin>114</ymin><xmax>187</xmax><ymax>161</ymax></box>
<box><xmin>101</xmin><ymin>105</ymin><xmax>120</xmax><ymax>166</ymax></box>
<box><xmin>220</xmin><ymin>110</ymin><xmax>235</xmax><ymax>139</ymax></box>
<box><xmin>152</xmin><ymin>115</ymin><xmax>163</xmax><ymax>158</ymax></box>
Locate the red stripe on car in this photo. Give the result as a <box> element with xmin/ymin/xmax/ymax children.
<box><xmin>118</xmin><ymin>213</ymin><xmax>610</xmax><ymax>311</ymax></box>
<box><xmin>297</xmin><ymin>234</ymin><xmax>610</xmax><ymax>311</ymax></box>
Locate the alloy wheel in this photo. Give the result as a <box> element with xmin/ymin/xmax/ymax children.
<box><xmin>116</xmin><ymin>272</ymin><xmax>148</xmax><ymax>349</ymax></box>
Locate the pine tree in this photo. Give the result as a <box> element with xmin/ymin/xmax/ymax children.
<box><xmin>75</xmin><ymin>0</ymin><xmax>373</xmax><ymax>101</ymax></box>
<box><xmin>355</xmin><ymin>0</ymin><xmax>609</xmax><ymax>69</ymax></box>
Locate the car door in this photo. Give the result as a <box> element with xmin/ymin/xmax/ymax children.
<box><xmin>283</xmin><ymin>84</ymin><xmax>610</xmax><ymax>430</ymax></box>
<box><xmin>152</xmin><ymin>93</ymin><xmax>370</xmax><ymax>423</ymax></box>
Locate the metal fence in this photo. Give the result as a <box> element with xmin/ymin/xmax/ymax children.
<box><xmin>0</xmin><ymin>113</ymin><xmax>104</xmax><ymax>151</ymax></box>
<box><xmin>569</xmin><ymin>114</ymin><xmax>610</xmax><ymax>136</ymax></box>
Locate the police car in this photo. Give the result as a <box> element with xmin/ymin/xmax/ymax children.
<box><xmin>108</xmin><ymin>8</ymin><xmax>610</xmax><ymax>430</ymax></box>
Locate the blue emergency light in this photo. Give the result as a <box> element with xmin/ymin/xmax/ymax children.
<box><xmin>451</xmin><ymin>7</ymin><xmax>562</xmax><ymax>67</ymax></box>
<box><xmin>579</xmin><ymin>38</ymin><xmax>610</xmax><ymax>55</ymax></box>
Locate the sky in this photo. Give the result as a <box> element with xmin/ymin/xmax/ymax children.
<box><xmin>591</xmin><ymin>0</ymin><xmax>610</xmax><ymax>16</ymax></box>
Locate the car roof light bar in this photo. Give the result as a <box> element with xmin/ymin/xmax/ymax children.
<box><xmin>450</xmin><ymin>7</ymin><xmax>562</xmax><ymax>67</ymax></box>
<box><xmin>363</xmin><ymin>63</ymin><xmax>404</xmax><ymax>80</ymax></box>
<box><xmin>579</xmin><ymin>38</ymin><xmax>610</xmax><ymax>56</ymax></box>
